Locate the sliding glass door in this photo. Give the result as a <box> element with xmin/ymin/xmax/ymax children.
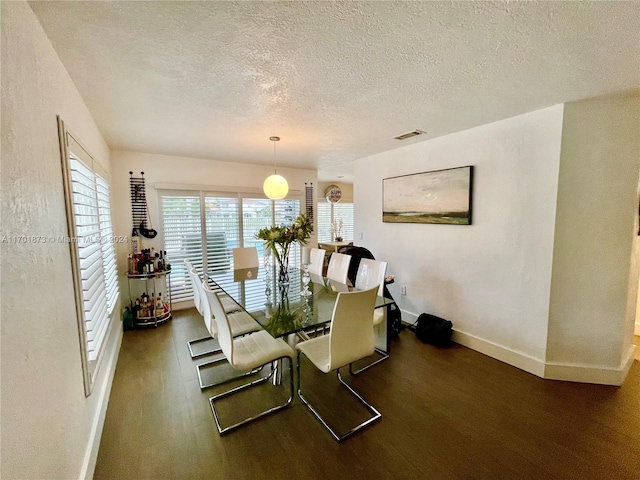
<box><xmin>160</xmin><ymin>190</ymin><xmax>300</xmax><ymax>311</ymax></box>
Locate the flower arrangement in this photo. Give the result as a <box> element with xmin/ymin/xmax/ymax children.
<box><xmin>255</xmin><ymin>214</ymin><xmax>314</xmax><ymax>277</ymax></box>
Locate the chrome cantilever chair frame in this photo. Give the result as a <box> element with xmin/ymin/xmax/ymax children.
<box><xmin>203</xmin><ymin>287</ymin><xmax>295</xmax><ymax>435</ymax></box>
<box><xmin>296</xmin><ymin>286</ymin><xmax>381</xmax><ymax>442</ymax></box>
<box><xmin>210</xmin><ymin>356</ymin><xmax>294</xmax><ymax>435</ymax></box>
<box><xmin>349</xmin><ymin>258</ymin><xmax>390</xmax><ymax>375</ymax></box>
<box><xmin>297</xmin><ymin>354</ymin><xmax>381</xmax><ymax>443</ymax></box>
<box><xmin>196</xmin><ymin>279</ymin><xmax>262</xmax><ymax>390</ymax></box>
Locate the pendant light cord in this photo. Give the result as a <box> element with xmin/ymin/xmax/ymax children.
<box><xmin>270</xmin><ymin>136</ymin><xmax>280</xmax><ymax>174</ymax></box>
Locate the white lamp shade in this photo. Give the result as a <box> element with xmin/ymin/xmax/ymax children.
<box><xmin>263</xmin><ymin>174</ymin><xmax>289</xmax><ymax>199</ymax></box>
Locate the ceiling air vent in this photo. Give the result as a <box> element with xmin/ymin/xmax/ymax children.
<box><xmin>394</xmin><ymin>129</ymin><xmax>427</xmax><ymax>140</ymax></box>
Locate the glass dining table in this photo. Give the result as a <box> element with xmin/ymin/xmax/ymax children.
<box><xmin>207</xmin><ymin>265</ymin><xmax>394</xmax><ymax>384</ymax></box>
<box><xmin>208</xmin><ymin>264</ymin><xmax>395</xmax><ymax>352</ymax></box>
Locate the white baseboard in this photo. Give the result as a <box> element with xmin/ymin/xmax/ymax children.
<box><xmin>80</xmin><ymin>321</ymin><xmax>123</xmax><ymax>480</ymax></box>
<box><xmin>451</xmin><ymin>329</ymin><xmax>546</xmax><ymax>377</ymax></box>
<box><xmin>401</xmin><ymin>308</ymin><xmax>634</xmax><ymax>386</ymax></box>
<box><xmin>543</xmin><ymin>346</ymin><xmax>635</xmax><ymax>386</ymax></box>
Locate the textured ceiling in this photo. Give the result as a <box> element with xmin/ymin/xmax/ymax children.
<box><xmin>29</xmin><ymin>1</ymin><xmax>640</xmax><ymax>182</ymax></box>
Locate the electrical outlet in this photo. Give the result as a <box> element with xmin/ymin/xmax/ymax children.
<box><xmin>359</xmin><ymin>232</ymin><xmax>363</xmax><ymax>240</ymax></box>
<box><xmin>401</xmin><ymin>285</ymin><xmax>407</xmax><ymax>295</ymax></box>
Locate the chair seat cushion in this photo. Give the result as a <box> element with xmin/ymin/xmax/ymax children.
<box><xmin>296</xmin><ymin>335</ymin><xmax>331</xmax><ymax>373</ymax></box>
<box><xmin>220</xmin><ymin>294</ymin><xmax>241</xmax><ymax>313</ymax></box>
<box><xmin>232</xmin><ymin>330</ymin><xmax>294</xmax><ymax>370</ymax></box>
<box><xmin>228</xmin><ymin>310</ymin><xmax>261</xmax><ymax>336</ymax></box>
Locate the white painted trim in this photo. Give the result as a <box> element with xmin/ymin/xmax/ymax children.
<box><xmin>80</xmin><ymin>322</ymin><xmax>123</xmax><ymax>480</ymax></box>
<box><xmin>401</xmin><ymin>308</ymin><xmax>635</xmax><ymax>386</ymax></box>
<box><xmin>154</xmin><ymin>182</ymin><xmax>302</xmax><ymax>196</ymax></box>
<box><xmin>635</xmin><ymin>321</ymin><xmax>640</xmax><ymax>336</ymax></box>
<box><xmin>451</xmin><ymin>329</ymin><xmax>546</xmax><ymax>377</ymax></box>
<box><xmin>543</xmin><ymin>345</ymin><xmax>636</xmax><ymax>386</ymax></box>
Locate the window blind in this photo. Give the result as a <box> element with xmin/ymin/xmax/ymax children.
<box><xmin>317</xmin><ymin>201</ymin><xmax>353</xmax><ymax>242</ymax></box>
<box><xmin>160</xmin><ymin>192</ymin><xmax>302</xmax><ymax>312</ymax></box>
<box><xmin>161</xmin><ymin>194</ymin><xmax>203</xmax><ymax>302</ymax></box>
<box><xmin>317</xmin><ymin>202</ymin><xmax>332</xmax><ymax>242</ymax></box>
<box><xmin>68</xmin><ymin>155</ymin><xmax>120</xmax><ymax>363</ymax></box>
<box><xmin>333</xmin><ymin>203</ymin><xmax>354</xmax><ymax>242</ymax></box>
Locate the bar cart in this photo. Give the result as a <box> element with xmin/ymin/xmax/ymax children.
<box><xmin>126</xmin><ymin>271</ymin><xmax>172</xmax><ymax>327</ymax></box>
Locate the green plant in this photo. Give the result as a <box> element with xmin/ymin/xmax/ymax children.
<box><xmin>255</xmin><ymin>214</ymin><xmax>313</xmax><ymax>264</ymax></box>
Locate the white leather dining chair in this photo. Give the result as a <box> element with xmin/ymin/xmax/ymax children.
<box><xmin>203</xmin><ymin>287</ymin><xmax>295</xmax><ymax>435</ymax></box>
<box><xmin>232</xmin><ymin>247</ymin><xmax>259</xmax><ymax>270</ymax></box>
<box><xmin>195</xmin><ymin>278</ymin><xmax>262</xmax><ymax>389</ymax></box>
<box><xmin>326</xmin><ymin>252</ymin><xmax>351</xmax><ymax>284</ymax></box>
<box><xmin>185</xmin><ymin>260</ymin><xmax>210</xmax><ymax>358</ymax></box>
<box><xmin>296</xmin><ymin>286</ymin><xmax>381</xmax><ymax>442</ymax></box>
<box><xmin>350</xmin><ymin>258</ymin><xmax>390</xmax><ymax>374</ymax></box>
<box><xmin>308</xmin><ymin>247</ymin><xmax>326</xmax><ymax>276</ymax></box>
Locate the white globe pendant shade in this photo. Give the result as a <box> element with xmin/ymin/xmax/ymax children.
<box><xmin>263</xmin><ymin>174</ymin><xmax>289</xmax><ymax>199</ymax></box>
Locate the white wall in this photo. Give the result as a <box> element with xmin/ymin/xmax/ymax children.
<box><xmin>109</xmin><ymin>150</ymin><xmax>317</xmax><ymax>306</ymax></box>
<box><xmin>354</xmin><ymin>98</ymin><xmax>640</xmax><ymax>384</ymax></box>
<box><xmin>546</xmin><ymin>93</ymin><xmax>640</xmax><ymax>382</ymax></box>
<box><xmin>1</xmin><ymin>2</ymin><xmax>120</xmax><ymax>479</ymax></box>
<box><xmin>354</xmin><ymin>105</ymin><xmax>565</xmax><ymax>375</ymax></box>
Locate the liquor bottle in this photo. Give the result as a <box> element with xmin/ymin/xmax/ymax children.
<box><xmin>130</xmin><ymin>229</ymin><xmax>141</xmax><ymax>254</ymax></box>
<box><xmin>155</xmin><ymin>293</ymin><xmax>163</xmax><ymax>317</ymax></box>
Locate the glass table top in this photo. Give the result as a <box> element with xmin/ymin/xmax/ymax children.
<box><xmin>208</xmin><ymin>266</ymin><xmax>393</xmax><ymax>339</ymax></box>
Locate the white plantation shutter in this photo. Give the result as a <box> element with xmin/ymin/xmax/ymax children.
<box><xmin>59</xmin><ymin>118</ymin><xmax>121</xmax><ymax>399</ymax></box>
<box><xmin>159</xmin><ymin>191</ymin><xmax>302</xmax><ymax>311</ymax></box>
<box><xmin>70</xmin><ymin>157</ymin><xmax>111</xmax><ymax>362</ymax></box>
<box><xmin>96</xmin><ymin>176</ymin><xmax>118</xmax><ymax>316</ymax></box>
<box><xmin>333</xmin><ymin>202</ymin><xmax>354</xmax><ymax>241</ymax></box>
<box><xmin>161</xmin><ymin>194</ymin><xmax>203</xmax><ymax>302</ymax></box>
<box><xmin>236</xmin><ymin>197</ymin><xmax>273</xmax><ymax>311</ymax></box>
<box><xmin>317</xmin><ymin>201</ymin><xmax>353</xmax><ymax>242</ymax></box>
<box><xmin>317</xmin><ymin>202</ymin><xmax>332</xmax><ymax>242</ymax></box>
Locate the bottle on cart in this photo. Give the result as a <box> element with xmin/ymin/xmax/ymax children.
<box><xmin>155</xmin><ymin>293</ymin><xmax>163</xmax><ymax>317</ymax></box>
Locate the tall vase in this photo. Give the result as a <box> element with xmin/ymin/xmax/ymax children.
<box><xmin>277</xmin><ymin>252</ymin><xmax>289</xmax><ymax>287</ymax></box>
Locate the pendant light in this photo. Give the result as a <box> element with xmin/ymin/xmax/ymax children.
<box><xmin>263</xmin><ymin>136</ymin><xmax>289</xmax><ymax>200</ymax></box>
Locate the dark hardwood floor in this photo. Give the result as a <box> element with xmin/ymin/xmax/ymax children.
<box><xmin>95</xmin><ymin>309</ymin><xmax>640</xmax><ymax>480</ymax></box>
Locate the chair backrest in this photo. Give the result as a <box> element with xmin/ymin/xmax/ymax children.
<box><xmin>326</xmin><ymin>252</ymin><xmax>351</xmax><ymax>284</ymax></box>
<box><xmin>337</xmin><ymin>245</ymin><xmax>376</xmax><ymax>287</ymax></box>
<box><xmin>203</xmin><ymin>285</ymin><xmax>234</xmax><ymax>362</ymax></box>
<box><xmin>328</xmin><ymin>286</ymin><xmax>378</xmax><ymax>370</ymax></box>
<box><xmin>232</xmin><ymin>247</ymin><xmax>259</xmax><ymax>270</ymax></box>
<box><xmin>199</xmin><ymin>279</ymin><xmax>217</xmax><ymax>336</ymax></box>
<box><xmin>308</xmin><ymin>248</ymin><xmax>326</xmax><ymax>276</ymax></box>
<box><xmin>186</xmin><ymin>264</ymin><xmax>203</xmax><ymax>315</ymax></box>
<box><xmin>355</xmin><ymin>259</ymin><xmax>387</xmax><ymax>297</ymax></box>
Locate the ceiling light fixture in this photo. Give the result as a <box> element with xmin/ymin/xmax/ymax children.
<box><xmin>263</xmin><ymin>136</ymin><xmax>289</xmax><ymax>200</ymax></box>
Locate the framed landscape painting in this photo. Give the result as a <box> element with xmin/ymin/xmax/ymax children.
<box><xmin>383</xmin><ymin>166</ymin><xmax>473</xmax><ymax>225</ymax></box>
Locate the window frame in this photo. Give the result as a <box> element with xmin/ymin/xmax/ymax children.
<box><xmin>58</xmin><ymin>117</ymin><xmax>119</xmax><ymax>396</ymax></box>
<box><xmin>317</xmin><ymin>201</ymin><xmax>354</xmax><ymax>243</ymax></box>
<box><xmin>158</xmin><ymin>187</ymin><xmax>303</xmax><ymax>311</ymax></box>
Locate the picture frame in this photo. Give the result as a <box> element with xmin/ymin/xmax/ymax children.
<box><xmin>382</xmin><ymin>166</ymin><xmax>473</xmax><ymax>225</ymax></box>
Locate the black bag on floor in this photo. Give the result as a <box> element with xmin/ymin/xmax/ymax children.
<box><xmin>414</xmin><ymin>313</ymin><xmax>453</xmax><ymax>347</ymax></box>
